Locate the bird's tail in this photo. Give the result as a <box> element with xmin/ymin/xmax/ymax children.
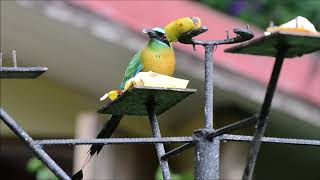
<box><xmin>72</xmin><ymin>115</ymin><xmax>123</xmax><ymax>180</ymax></box>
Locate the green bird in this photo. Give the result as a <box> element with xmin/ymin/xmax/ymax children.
<box><xmin>73</xmin><ymin>17</ymin><xmax>202</xmax><ymax>179</ymax></box>
<box><xmin>94</xmin><ymin>27</ymin><xmax>176</xmax><ymax>154</ymax></box>
<box><xmin>72</xmin><ymin>27</ymin><xmax>175</xmax><ymax>180</ymax></box>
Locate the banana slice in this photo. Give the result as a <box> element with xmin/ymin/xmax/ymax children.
<box><xmin>265</xmin><ymin>16</ymin><xmax>319</xmax><ymax>35</ymax></box>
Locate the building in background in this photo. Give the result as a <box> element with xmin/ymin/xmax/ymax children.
<box><xmin>1</xmin><ymin>1</ymin><xmax>319</xmax><ymax>179</ymax></box>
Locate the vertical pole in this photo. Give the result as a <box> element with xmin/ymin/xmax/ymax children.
<box><xmin>194</xmin><ymin>130</ymin><xmax>220</xmax><ymax>180</ymax></box>
<box><xmin>147</xmin><ymin>101</ymin><xmax>171</xmax><ymax>180</ymax></box>
<box><xmin>204</xmin><ymin>45</ymin><xmax>214</xmax><ymax>128</ymax></box>
<box><xmin>242</xmin><ymin>48</ymin><xmax>286</xmax><ymax>180</ymax></box>
<box><xmin>0</xmin><ymin>108</ymin><xmax>71</xmax><ymax>180</ymax></box>
<box><xmin>194</xmin><ymin>44</ymin><xmax>220</xmax><ymax>180</ymax></box>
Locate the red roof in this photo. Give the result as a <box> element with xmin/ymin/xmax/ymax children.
<box><xmin>71</xmin><ymin>0</ymin><xmax>320</xmax><ymax>106</ymax></box>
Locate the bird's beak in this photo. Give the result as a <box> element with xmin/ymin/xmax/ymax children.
<box><xmin>142</xmin><ymin>28</ymin><xmax>170</xmax><ymax>47</ymax></box>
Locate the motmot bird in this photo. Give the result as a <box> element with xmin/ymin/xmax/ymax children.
<box><xmin>102</xmin><ymin>16</ymin><xmax>201</xmax><ymax>101</ymax></box>
<box><xmin>73</xmin><ymin>17</ymin><xmax>201</xmax><ymax>180</ymax></box>
<box><xmin>93</xmin><ymin>27</ymin><xmax>175</xmax><ymax>155</ymax></box>
<box><xmin>72</xmin><ymin>27</ymin><xmax>175</xmax><ymax>180</ymax></box>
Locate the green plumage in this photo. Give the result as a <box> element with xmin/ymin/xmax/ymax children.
<box><xmin>119</xmin><ymin>50</ymin><xmax>143</xmax><ymax>90</ymax></box>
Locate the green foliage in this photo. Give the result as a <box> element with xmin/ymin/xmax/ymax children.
<box><xmin>26</xmin><ymin>157</ymin><xmax>58</xmax><ymax>180</ymax></box>
<box><xmin>200</xmin><ymin>0</ymin><xmax>320</xmax><ymax>30</ymax></box>
<box><xmin>155</xmin><ymin>167</ymin><xmax>193</xmax><ymax>180</ymax></box>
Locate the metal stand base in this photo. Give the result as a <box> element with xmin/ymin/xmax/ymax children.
<box><xmin>194</xmin><ymin>129</ymin><xmax>220</xmax><ymax>180</ymax></box>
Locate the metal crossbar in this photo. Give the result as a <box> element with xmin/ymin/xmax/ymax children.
<box><xmin>206</xmin><ymin>115</ymin><xmax>258</xmax><ymax>140</ymax></box>
<box><xmin>161</xmin><ymin>115</ymin><xmax>258</xmax><ymax>161</ymax></box>
<box><xmin>220</xmin><ymin>134</ymin><xmax>320</xmax><ymax>146</ymax></box>
<box><xmin>35</xmin><ymin>137</ymin><xmax>193</xmax><ymax>146</ymax></box>
<box><xmin>1</xmin><ymin>28</ymin><xmax>320</xmax><ymax>180</ymax></box>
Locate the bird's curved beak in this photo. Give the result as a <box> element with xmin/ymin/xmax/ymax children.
<box><xmin>142</xmin><ymin>28</ymin><xmax>170</xmax><ymax>47</ymax></box>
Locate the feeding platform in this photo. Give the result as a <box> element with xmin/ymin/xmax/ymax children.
<box><xmin>224</xmin><ymin>30</ymin><xmax>320</xmax><ymax>180</ymax></box>
<box><xmin>225</xmin><ymin>31</ymin><xmax>320</xmax><ymax>58</ymax></box>
<box><xmin>97</xmin><ymin>86</ymin><xmax>196</xmax><ymax>116</ymax></box>
<box><xmin>0</xmin><ymin>67</ymin><xmax>48</xmax><ymax>79</ymax></box>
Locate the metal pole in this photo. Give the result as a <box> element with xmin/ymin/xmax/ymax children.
<box><xmin>194</xmin><ymin>129</ymin><xmax>220</xmax><ymax>180</ymax></box>
<box><xmin>221</xmin><ymin>134</ymin><xmax>320</xmax><ymax>146</ymax></box>
<box><xmin>0</xmin><ymin>108</ymin><xmax>71</xmax><ymax>180</ymax></box>
<box><xmin>147</xmin><ymin>102</ymin><xmax>171</xmax><ymax>180</ymax></box>
<box><xmin>242</xmin><ymin>48</ymin><xmax>286</xmax><ymax>180</ymax></box>
<box><xmin>194</xmin><ymin>44</ymin><xmax>220</xmax><ymax>180</ymax></box>
<box><xmin>204</xmin><ymin>45</ymin><xmax>214</xmax><ymax>129</ymax></box>
<box><xmin>162</xmin><ymin>142</ymin><xmax>195</xmax><ymax>160</ymax></box>
<box><xmin>36</xmin><ymin>137</ymin><xmax>193</xmax><ymax>146</ymax></box>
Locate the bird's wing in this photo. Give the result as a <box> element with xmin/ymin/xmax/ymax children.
<box><xmin>119</xmin><ymin>50</ymin><xmax>144</xmax><ymax>90</ymax></box>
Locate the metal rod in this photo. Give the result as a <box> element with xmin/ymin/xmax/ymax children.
<box><xmin>194</xmin><ymin>44</ymin><xmax>220</xmax><ymax>180</ymax></box>
<box><xmin>161</xmin><ymin>142</ymin><xmax>195</xmax><ymax>160</ymax></box>
<box><xmin>242</xmin><ymin>48</ymin><xmax>286</xmax><ymax>180</ymax></box>
<box><xmin>221</xmin><ymin>134</ymin><xmax>320</xmax><ymax>146</ymax></box>
<box><xmin>207</xmin><ymin>115</ymin><xmax>258</xmax><ymax>140</ymax></box>
<box><xmin>0</xmin><ymin>108</ymin><xmax>71</xmax><ymax>180</ymax></box>
<box><xmin>147</xmin><ymin>102</ymin><xmax>171</xmax><ymax>180</ymax></box>
<box><xmin>179</xmin><ymin>26</ymin><xmax>253</xmax><ymax>180</ymax></box>
<box><xmin>161</xmin><ymin>115</ymin><xmax>258</xmax><ymax>161</ymax></box>
<box><xmin>194</xmin><ymin>129</ymin><xmax>220</xmax><ymax>180</ymax></box>
<box><xmin>35</xmin><ymin>137</ymin><xmax>193</xmax><ymax>145</ymax></box>
<box><xmin>204</xmin><ymin>45</ymin><xmax>214</xmax><ymax>128</ymax></box>
<box><xmin>12</xmin><ymin>50</ymin><xmax>17</xmax><ymax>67</ymax></box>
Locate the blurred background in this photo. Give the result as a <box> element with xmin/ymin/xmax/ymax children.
<box><xmin>1</xmin><ymin>0</ymin><xmax>319</xmax><ymax>179</ymax></box>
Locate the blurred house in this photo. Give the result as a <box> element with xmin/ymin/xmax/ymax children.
<box><xmin>1</xmin><ymin>1</ymin><xmax>319</xmax><ymax>180</ymax></box>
